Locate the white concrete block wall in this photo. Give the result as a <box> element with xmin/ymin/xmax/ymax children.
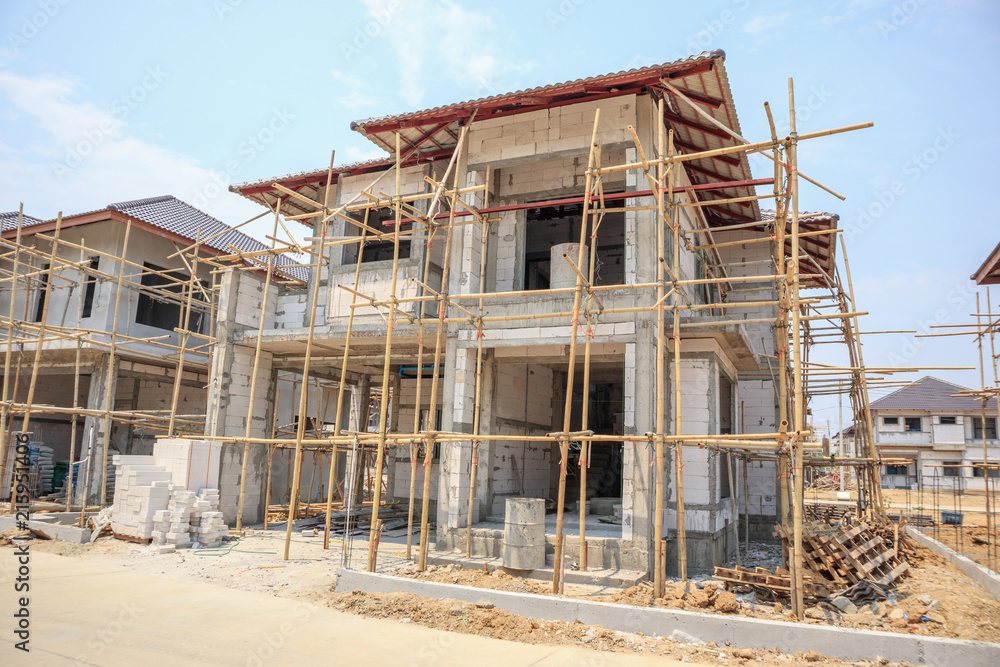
<box><xmin>494</xmin><ymin>151</ymin><xmax>626</xmax><ymax>199</ymax></box>
<box><xmin>220</xmin><ymin>347</ymin><xmax>273</xmax><ymax>438</ymax></box>
<box><xmin>452</xmin><ymin>348</ymin><xmax>477</xmax><ymax>427</ymax></box>
<box><xmin>738</xmin><ymin>377</ymin><xmax>778</xmax><ymax>515</ymax></box>
<box><xmin>337</xmin><ymin>165</ymin><xmax>426</xmax><ymax>204</ymax></box>
<box><xmin>327</xmin><ymin>262</ymin><xmax>423</xmax><ymax>319</ymax></box>
<box><xmin>490</xmin><ymin>363</ymin><xmax>553</xmax><ymax>515</ymax></box>
<box><xmin>133</xmin><ymin>380</ymin><xmax>206</xmax><ymax>413</ymax></box>
<box><xmin>468</xmin><ymin>96</ymin><xmax>637</xmax><ymax>165</ymax></box>
<box><xmin>625</xmin><ymin>147</ymin><xmax>639</xmax><ymax>283</ymax></box>
<box><xmin>389</xmin><ymin>377</ymin><xmax>443</xmax><ymax>501</ymax></box>
<box><xmin>274</xmin><ymin>290</ymin><xmax>308</xmax><ymax>329</ymax></box>
<box><xmin>495</xmin><ymin>211</ymin><xmax>518</xmax><ymax>291</ymax></box>
<box><xmin>234</xmin><ymin>272</ymin><xmax>277</xmax><ymax>329</ymax></box>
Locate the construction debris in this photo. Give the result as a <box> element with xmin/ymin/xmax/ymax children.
<box><xmin>775</xmin><ymin>522</ymin><xmax>910</xmax><ymax>589</ymax></box>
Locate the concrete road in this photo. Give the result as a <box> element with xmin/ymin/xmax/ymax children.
<box><xmin>0</xmin><ymin>549</ymin><xmax>701</xmax><ymax>666</ymax></box>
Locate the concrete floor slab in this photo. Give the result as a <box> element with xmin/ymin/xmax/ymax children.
<box><xmin>0</xmin><ymin>549</ymin><xmax>697</xmax><ymax>666</ymax></box>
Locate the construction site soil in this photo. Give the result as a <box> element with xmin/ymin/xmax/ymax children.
<box><xmin>917</xmin><ymin>525</ymin><xmax>1000</xmax><ymax>572</ymax></box>
<box><xmin>397</xmin><ymin>544</ymin><xmax>1000</xmax><ymax>644</ymax></box>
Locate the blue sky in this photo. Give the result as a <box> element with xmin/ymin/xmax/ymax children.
<box><xmin>1</xmin><ymin>0</ymin><xmax>998</xmax><ymax>427</ymax></box>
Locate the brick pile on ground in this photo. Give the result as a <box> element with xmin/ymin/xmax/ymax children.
<box><xmin>189</xmin><ymin>489</ymin><xmax>225</xmax><ymax>548</ymax></box>
<box><xmin>110</xmin><ymin>456</ymin><xmax>172</xmax><ymax>540</ymax></box>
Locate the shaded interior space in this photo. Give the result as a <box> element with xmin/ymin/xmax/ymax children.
<box><xmin>523</xmin><ymin>199</ymin><xmax>625</xmax><ymax>290</ymax></box>
<box><xmin>559</xmin><ymin>362</ymin><xmax>624</xmax><ymax>513</ymax></box>
<box><xmin>341</xmin><ymin>206</ymin><xmax>412</xmax><ymax>264</ymax></box>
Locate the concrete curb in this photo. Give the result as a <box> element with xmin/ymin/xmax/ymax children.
<box><xmin>907</xmin><ymin>526</ymin><xmax>1000</xmax><ymax>600</ymax></box>
<box><xmin>0</xmin><ymin>514</ymin><xmax>91</xmax><ymax>543</ymax></box>
<box><xmin>337</xmin><ymin>568</ymin><xmax>1000</xmax><ymax>667</ymax></box>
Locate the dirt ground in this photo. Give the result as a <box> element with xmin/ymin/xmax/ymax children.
<box><xmin>328</xmin><ymin>589</ymin><xmax>901</xmax><ymax>667</ymax></box>
<box><xmin>3</xmin><ymin>524</ymin><xmax>997</xmax><ymax>665</ymax></box>
<box><xmin>397</xmin><ymin>545</ymin><xmax>1000</xmax><ymax>644</ymax></box>
<box><xmin>917</xmin><ymin>524</ymin><xmax>1000</xmax><ymax>572</ymax></box>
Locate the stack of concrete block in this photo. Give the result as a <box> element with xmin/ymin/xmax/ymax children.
<box><xmin>110</xmin><ymin>456</ymin><xmax>173</xmax><ymax>540</ymax></box>
<box><xmin>153</xmin><ymin>438</ymin><xmax>222</xmax><ymax>491</ymax></box>
<box><xmin>189</xmin><ymin>489</ymin><xmax>226</xmax><ymax>547</ymax></box>
<box><xmin>161</xmin><ymin>488</ymin><xmax>197</xmax><ymax>548</ymax></box>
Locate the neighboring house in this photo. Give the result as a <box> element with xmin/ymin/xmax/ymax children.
<box><xmin>216</xmin><ymin>51</ymin><xmax>840</xmax><ymax>574</ymax></box>
<box><xmin>871</xmin><ymin>377</ymin><xmax>998</xmax><ymax>491</ymax></box>
<box><xmin>0</xmin><ymin>196</ymin><xmax>301</xmax><ymax>504</ymax></box>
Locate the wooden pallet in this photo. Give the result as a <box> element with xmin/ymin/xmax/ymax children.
<box><xmin>112</xmin><ymin>532</ymin><xmax>152</xmax><ymax>545</ymax></box>
<box><xmin>773</xmin><ymin>521</ymin><xmax>909</xmax><ymax>589</ymax></box>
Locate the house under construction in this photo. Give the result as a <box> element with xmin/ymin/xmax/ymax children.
<box><xmin>2</xmin><ymin>51</ymin><xmax>903</xmax><ymax>617</ymax></box>
<box><xmin>215</xmin><ymin>49</ymin><xmax>877</xmax><ymax>600</ymax></box>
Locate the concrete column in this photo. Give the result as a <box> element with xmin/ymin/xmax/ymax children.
<box><xmin>436</xmin><ymin>334</ymin><xmax>466</xmax><ymax>548</ymax></box>
<box><xmin>79</xmin><ymin>354</ymin><xmax>118</xmax><ymax>505</ymax></box>
<box><xmin>205</xmin><ymin>267</ymin><xmax>277</xmax><ymax>524</ymax></box>
<box><xmin>626</xmin><ymin>321</ymin><xmax>655</xmax><ymax>573</ymax></box>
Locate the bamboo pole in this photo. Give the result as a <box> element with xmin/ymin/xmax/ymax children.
<box><xmin>66</xmin><ymin>244</ymin><xmax>87</xmax><ymax>510</ymax></box>
<box><xmin>366</xmin><ymin>134</ymin><xmax>406</xmax><ymax>573</ymax></box>
<box><xmin>465</xmin><ymin>168</ymin><xmax>491</xmax><ymax>559</ymax></box>
<box><xmin>653</xmin><ymin>101</ymin><xmax>668</xmax><ymax>597</ymax></box>
<box><xmin>262</xmin><ymin>380</ymin><xmax>279</xmax><ymax>530</ymax></box>
<box><xmin>788</xmin><ymin>79</ymin><xmax>805</xmax><ymax>619</ymax></box>
<box><xmin>283</xmin><ymin>160</ymin><xmax>333</xmax><ymax>560</ymax></box>
<box><xmin>418</xmin><ymin>124</ymin><xmax>470</xmax><ymax>571</ymax></box>
<box><xmin>236</xmin><ymin>194</ymin><xmax>285</xmax><ymax>530</ymax></box>
<box><xmin>95</xmin><ymin>221</ymin><xmax>132</xmax><ymax>506</ymax></box>
<box><xmin>18</xmin><ymin>213</ymin><xmax>63</xmax><ymax>438</ymax></box>
<box><xmin>167</xmin><ymin>231</ymin><xmax>200</xmax><ymax>436</ymax></box>
<box><xmin>727</xmin><ymin>452</ymin><xmax>739</xmax><ymax>567</ymax></box>
<box><xmin>671</xmin><ymin>119</ymin><xmax>687</xmax><ymax>584</ymax></box>
<box><xmin>553</xmin><ymin>109</ymin><xmax>601</xmax><ymax>595</ymax></box>
<box><xmin>324</xmin><ymin>202</ymin><xmax>373</xmax><ymax>550</ymax></box>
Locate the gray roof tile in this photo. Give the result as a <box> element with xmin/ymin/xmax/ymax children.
<box><xmin>106</xmin><ymin>196</ymin><xmax>307</xmax><ymax>281</ymax></box>
<box><xmin>870</xmin><ymin>376</ymin><xmax>997</xmax><ymax>412</ymax></box>
<box><xmin>0</xmin><ymin>211</ymin><xmax>45</xmax><ymax>232</ymax></box>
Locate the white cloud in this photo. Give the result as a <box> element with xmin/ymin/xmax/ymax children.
<box><xmin>361</xmin><ymin>0</ymin><xmax>535</xmax><ymax>108</ymax></box>
<box><xmin>342</xmin><ymin>145</ymin><xmax>387</xmax><ymax>163</ymax></box>
<box><xmin>0</xmin><ymin>70</ymin><xmax>263</xmax><ymax>229</ymax></box>
<box><xmin>338</xmin><ymin>90</ymin><xmax>375</xmax><ymax>109</ymax></box>
<box><xmin>820</xmin><ymin>0</ymin><xmax>891</xmax><ymax>26</ymax></box>
<box><xmin>330</xmin><ymin>69</ymin><xmax>365</xmax><ymax>88</ymax></box>
<box><xmin>742</xmin><ymin>13</ymin><xmax>790</xmax><ymax>36</ymax></box>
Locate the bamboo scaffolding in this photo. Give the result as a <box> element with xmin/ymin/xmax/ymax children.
<box><xmin>0</xmin><ymin>73</ymin><xmax>892</xmax><ymax>611</ymax></box>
